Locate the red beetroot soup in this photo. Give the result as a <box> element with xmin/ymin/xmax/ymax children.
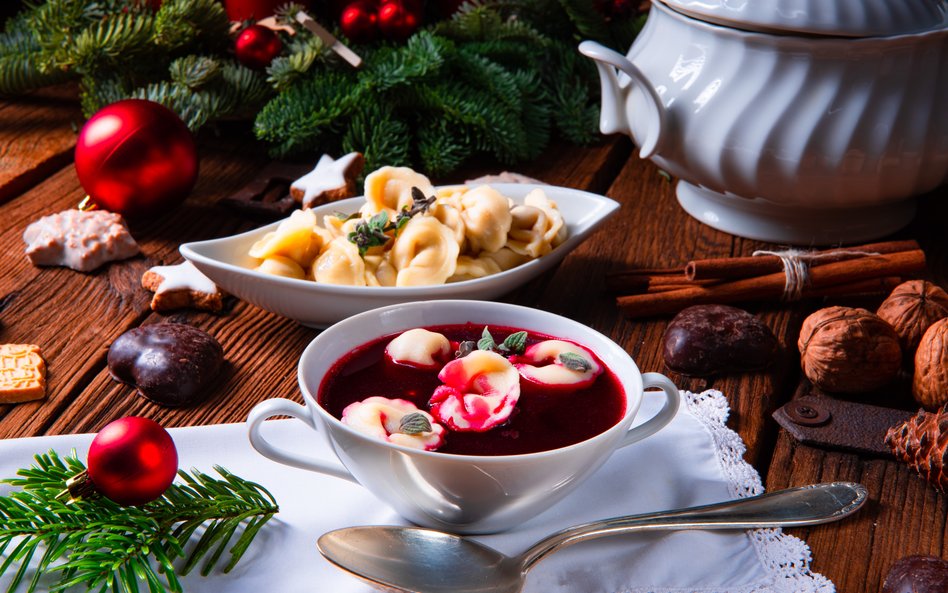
<box><xmin>318</xmin><ymin>323</ymin><xmax>626</xmax><ymax>456</ymax></box>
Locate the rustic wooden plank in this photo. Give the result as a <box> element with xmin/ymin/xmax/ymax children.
<box><xmin>0</xmin><ymin>85</ymin><xmax>81</xmax><ymax>205</ymax></box>
<box><xmin>0</xmin><ymin>141</ymin><xmax>266</xmax><ymax>438</ymax></box>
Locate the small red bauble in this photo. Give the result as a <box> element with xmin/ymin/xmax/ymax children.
<box><xmin>87</xmin><ymin>417</ymin><xmax>178</xmax><ymax>506</ymax></box>
<box><xmin>235</xmin><ymin>24</ymin><xmax>283</xmax><ymax>69</ymax></box>
<box><xmin>75</xmin><ymin>99</ymin><xmax>198</xmax><ymax>219</ymax></box>
<box><xmin>340</xmin><ymin>0</ymin><xmax>379</xmax><ymax>43</ymax></box>
<box><xmin>377</xmin><ymin>0</ymin><xmax>420</xmax><ymax>41</ymax></box>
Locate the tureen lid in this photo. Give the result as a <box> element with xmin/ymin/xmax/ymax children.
<box><xmin>656</xmin><ymin>0</ymin><xmax>948</xmax><ymax>37</ymax></box>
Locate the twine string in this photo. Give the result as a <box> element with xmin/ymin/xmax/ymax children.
<box><xmin>751</xmin><ymin>249</ymin><xmax>881</xmax><ymax>301</ymax></box>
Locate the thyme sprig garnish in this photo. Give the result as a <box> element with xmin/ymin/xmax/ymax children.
<box><xmin>347</xmin><ymin>186</ymin><xmax>437</xmax><ymax>256</ymax></box>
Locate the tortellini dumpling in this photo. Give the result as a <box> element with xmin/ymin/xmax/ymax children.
<box><xmin>249</xmin><ymin>209</ymin><xmax>332</xmax><ymax>267</ymax></box>
<box><xmin>255</xmin><ymin>255</ymin><xmax>306</xmax><ymax>279</ymax></box>
<box><xmin>247</xmin><ymin>166</ymin><xmax>568</xmax><ymax>287</ymax></box>
<box><xmin>385</xmin><ymin>328</ymin><xmax>451</xmax><ymax>369</ymax></box>
<box><xmin>524</xmin><ymin>188</ymin><xmax>567</xmax><ymax>247</ymax></box>
<box><xmin>361</xmin><ymin>166</ymin><xmax>436</xmax><ymax>218</ymax></box>
<box><xmin>389</xmin><ymin>216</ymin><xmax>460</xmax><ymax>286</ymax></box>
<box><xmin>459</xmin><ymin>186</ymin><xmax>513</xmax><ymax>254</ymax></box>
<box><xmin>507</xmin><ymin>205</ymin><xmax>556</xmax><ymax>258</ymax></box>
<box><xmin>448</xmin><ymin>255</ymin><xmax>502</xmax><ymax>282</ymax></box>
<box><xmin>322</xmin><ymin>214</ymin><xmax>361</xmax><ymax>240</ymax></box>
<box><xmin>482</xmin><ymin>247</ymin><xmax>531</xmax><ymax>272</ymax></box>
<box><xmin>313</xmin><ymin>237</ymin><xmax>366</xmax><ymax>286</ymax></box>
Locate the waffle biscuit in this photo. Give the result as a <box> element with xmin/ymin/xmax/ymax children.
<box><xmin>0</xmin><ymin>344</ymin><xmax>46</xmax><ymax>403</ymax></box>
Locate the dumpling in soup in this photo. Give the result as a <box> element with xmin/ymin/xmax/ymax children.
<box><xmin>389</xmin><ymin>217</ymin><xmax>459</xmax><ymax>286</ymax></box>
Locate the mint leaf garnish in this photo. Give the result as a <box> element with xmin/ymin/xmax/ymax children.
<box><xmin>559</xmin><ymin>352</ymin><xmax>592</xmax><ymax>372</ymax></box>
<box><xmin>500</xmin><ymin>331</ymin><xmax>528</xmax><ymax>355</ymax></box>
<box><xmin>477</xmin><ymin>327</ymin><xmax>496</xmax><ymax>351</ymax></box>
<box><xmin>399</xmin><ymin>413</ymin><xmax>432</xmax><ymax>435</ymax></box>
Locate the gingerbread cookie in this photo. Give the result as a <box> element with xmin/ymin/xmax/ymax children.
<box><xmin>142</xmin><ymin>260</ymin><xmax>224</xmax><ymax>312</ymax></box>
<box><xmin>0</xmin><ymin>344</ymin><xmax>46</xmax><ymax>403</ymax></box>
<box><xmin>108</xmin><ymin>323</ymin><xmax>223</xmax><ymax>407</ymax></box>
<box><xmin>290</xmin><ymin>152</ymin><xmax>364</xmax><ymax>209</ymax></box>
<box><xmin>23</xmin><ymin>209</ymin><xmax>139</xmax><ymax>272</ymax></box>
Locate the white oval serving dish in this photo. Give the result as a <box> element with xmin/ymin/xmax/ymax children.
<box><xmin>180</xmin><ymin>183</ymin><xmax>619</xmax><ymax>328</ymax></box>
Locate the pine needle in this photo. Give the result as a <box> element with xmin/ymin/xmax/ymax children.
<box><xmin>0</xmin><ymin>451</ymin><xmax>278</xmax><ymax>593</ymax></box>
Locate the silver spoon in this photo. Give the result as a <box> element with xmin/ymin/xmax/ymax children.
<box><xmin>317</xmin><ymin>482</ymin><xmax>867</xmax><ymax>593</ymax></box>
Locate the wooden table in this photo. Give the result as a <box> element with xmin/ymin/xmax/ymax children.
<box><xmin>1</xmin><ymin>86</ymin><xmax>946</xmax><ymax>592</ymax></box>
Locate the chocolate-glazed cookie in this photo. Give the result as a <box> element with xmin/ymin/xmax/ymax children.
<box><xmin>107</xmin><ymin>323</ymin><xmax>223</xmax><ymax>407</ymax></box>
<box><xmin>662</xmin><ymin>304</ymin><xmax>777</xmax><ymax>376</ymax></box>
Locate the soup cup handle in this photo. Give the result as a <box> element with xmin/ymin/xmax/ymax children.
<box><xmin>247</xmin><ymin>398</ymin><xmax>358</xmax><ymax>483</ymax></box>
<box><xmin>620</xmin><ymin>372</ymin><xmax>681</xmax><ymax>447</ymax></box>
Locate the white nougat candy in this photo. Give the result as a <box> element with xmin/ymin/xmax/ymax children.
<box><xmin>341</xmin><ymin>396</ymin><xmax>445</xmax><ymax>451</ymax></box>
<box><xmin>515</xmin><ymin>340</ymin><xmax>603</xmax><ymax>390</ymax></box>
<box><xmin>385</xmin><ymin>328</ymin><xmax>451</xmax><ymax>369</ymax></box>
<box><xmin>429</xmin><ymin>350</ymin><xmax>521</xmax><ymax>432</ymax></box>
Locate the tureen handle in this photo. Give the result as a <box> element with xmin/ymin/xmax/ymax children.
<box><xmin>578</xmin><ymin>40</ymin><xmax>666</xmax><ymax>159</ymax></box>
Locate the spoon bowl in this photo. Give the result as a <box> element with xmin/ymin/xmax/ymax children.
<box><xmin>317</xmin><ymin>482</ymin><xmax>867</xmax><ymax>593</ymax></box>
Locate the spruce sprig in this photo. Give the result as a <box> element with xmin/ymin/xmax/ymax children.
<box><xmin>0</xmin><ymin>451</ymin><xmax>278</xmax><ymax>593</ymax></box>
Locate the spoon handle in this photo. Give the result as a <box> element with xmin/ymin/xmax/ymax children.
<box><xmin>520</xmin><ymin>482</ymin><xmax>866</xmax><ymax>572</ymax></box>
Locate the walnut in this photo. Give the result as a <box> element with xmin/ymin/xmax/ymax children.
<box><xmin>877</xmin><ymin>280</ymin><xmax>948</xmax><ymax>355</ymax></box>
<box><xmin>914</xmin><ymin>318</ymin><xmax>948</xmax><ymax>410</ymax></box>
<box><xmin>798</xmin><ymin>306</ymin><xmax>902</xmax><ymax>394</ymax></box>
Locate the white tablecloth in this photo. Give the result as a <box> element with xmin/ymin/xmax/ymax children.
<box><xmin>0</xmin><ymin>390</ymin><xmax>834</xmax><ymax>593</ymax></box>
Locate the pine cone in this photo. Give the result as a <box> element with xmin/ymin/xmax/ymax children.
<box><xmin>885</xmin><ymin>406</ymin><xmax>948</xmax><ymax>492</ymax></box>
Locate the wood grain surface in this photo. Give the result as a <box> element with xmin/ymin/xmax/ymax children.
<box><xmin>0</xmin><ymin>92</ymin><xmax>946</xmax><ymax>593</ymax></box>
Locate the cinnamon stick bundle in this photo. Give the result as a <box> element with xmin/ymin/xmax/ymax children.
<box><xmin>685</xmin><ymin>240</ymin><xmax>919</xmax><ymax>281</ymax></box>
<box><xmin>618</xmin><ymin>250</ymin><xmax>925</xmax><ymax>319</ymax></box>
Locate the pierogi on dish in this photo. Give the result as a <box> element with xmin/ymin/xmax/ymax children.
<box><xmin>247</xmin><ymin>166</ymin><xmax>567</xmax><ymax>287</ymax></box>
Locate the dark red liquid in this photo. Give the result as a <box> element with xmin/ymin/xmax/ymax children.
<box><xmin>318</xmin><ymin>324</ymin><xmax>626</xmax><ymax>456</ymax></box>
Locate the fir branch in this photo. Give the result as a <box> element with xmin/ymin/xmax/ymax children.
<box><xmin>555</xmin><ymin>0</ymin><xmax>612</xmax><ymax>44</ymax></box>
<box><xmin>0</xmin><ymin>451</ymin><xmax>278</xmax><ymax>593</ymax></box>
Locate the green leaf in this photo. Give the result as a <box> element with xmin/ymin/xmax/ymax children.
<box><xmin>398</xmin><ymin>413</ymin><xmax>433</xmax><ymax>435</ymax></box>
<box><xmin>559</xmin><ymin>352</ymin><xmax>592</xmax><ymax>372</ymax></box>
<box><xmin>500</xmin><ymin>331</ymin><xmax>528</xmax><ymax>355</ymax></box>
<box><xmin>477</xmin><ymin>327</ymin><xmax>496</xmax><ymax>351</ymax></box>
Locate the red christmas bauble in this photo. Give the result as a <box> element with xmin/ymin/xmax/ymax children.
<box><xmin>87</xmin><ymin>417</ymin><xmax>178</xmax><ymax>506</ymax></box>
<box><xmin>377</xmin><ymin>0</ymin><xmax>420</xmax><ymax>41</ymax></box>
<box><xmin>340</xmin><ymin>0</ymin><xmax>378</xmax><ymax>43</ymax></box>
<box><xmin>75</xmin><ymin>99</ymin><xmax>198</xmax><ymax>219</ymax></box>
<box><xmin>235</xmin><ymin>24</ymin><xmax>283</xmax><ymax>69</ymax></box>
